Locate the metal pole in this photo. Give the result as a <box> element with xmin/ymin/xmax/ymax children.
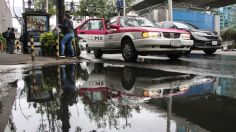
<box><xmin>23</xmin><ymin>0</ymin><xmax>25</xmax><ymax>13</ymax></box>
<box><xmin>168</xmin><ymin>0</ymin><xmax>173</xmax><ymax>21</ymax></box>
<box><xmin>46</xmin><ymin>0</ymin><xmax>48</xmax><ymax>13</ymax></box>
<box><xmin>166</xmin><ymin>7</ymin><xmax>169</xmax><ymax>21</ymax></box>
<box><xmin>56</xmin><ymin>0</ymin><xmax>65</xmax><ymax>25</ymax></box>
<box><xmin>123</xmin><ymin>0</ymin><xmax>126</xmax><ymax>16</ymax></box>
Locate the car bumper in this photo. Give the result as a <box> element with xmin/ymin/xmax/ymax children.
<box><xmin>133</xmin><ymin>39</ymin><xmax>193</xmax><ymax>52</ymax></box>
<box><xmin>194</xmin><ymin>41</ymin><xmax>222</xmax><ymax>49</ymax></box>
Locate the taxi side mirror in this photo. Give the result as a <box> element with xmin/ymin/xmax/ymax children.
<box><xmin>110</xmin><ymin>24</ymin><xmax>119</xmax><ymax>30</ymax></box>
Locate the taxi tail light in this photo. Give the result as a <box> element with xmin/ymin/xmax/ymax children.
<box><xmin>181</xmin><ymin>33</ymin><xmax>191</xmax><ymax>39</ymax></box>
<box><xmin>143</xmin><ymin>89</ymin><xmax>150</xmax><ymax>97</ymax></box>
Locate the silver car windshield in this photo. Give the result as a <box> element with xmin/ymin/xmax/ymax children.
<box><xmin>120</xmin><ymin>17</ymin><xmax>158</xmax><ymax>28</ymax></box>
<box><xmin>174</xmin><ymin>22</ymin><xmax>198</xmax><ymax>30</ymax></box>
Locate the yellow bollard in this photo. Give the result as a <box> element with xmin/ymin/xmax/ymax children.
<box><xmin>30</xmin><ymin>35</ymin><xmax>35</xmax><ymax>61</ymax></box>
<box><xmin>56</xmin><ymin>35</ymin><xmax>60</xmax><ymax>60</ymax></box>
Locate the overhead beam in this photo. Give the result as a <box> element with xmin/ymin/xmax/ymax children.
<box><xmin>132</xmin><ymin>0</ymin><xmax>236</xmax><ymax>11</ymax></box>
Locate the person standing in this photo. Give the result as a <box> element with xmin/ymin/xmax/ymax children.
<box><xmin>8</xmin><ymin>28</ymin><xmax>16</xmax><ymax>54</ymax></box>
<box><xmin>2</xmin><ymin>27</ymin><xmax>11</xmax><ymax>53</ymax></box>
<box><xmin>59</xmin><ymin>13</ymin><xmax>75</xmax><ymax>58</ymax></box>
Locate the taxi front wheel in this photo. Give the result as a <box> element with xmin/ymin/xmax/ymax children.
<box><xmin>94</xmin><ymin>49</ymin><xmax>103</xmax><ymax>58</ymax></box>
<box><xmin>122</xmin><ymin>39</ymin><xmax>138</xmax><ymax>62</ymax></box>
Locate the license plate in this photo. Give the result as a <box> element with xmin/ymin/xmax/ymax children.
<box><xmin>171</xmin><ymin>40</ymin><xmax>180</xmax><ymax>47</ymax></box>
<box><xmin>212</xmin><ymin>41</ymin><xmax>218</xmax><ymax>45</ymax></box>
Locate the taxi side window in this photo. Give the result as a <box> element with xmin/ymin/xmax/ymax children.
<box><xmin>80</xmin><ymin>22</ymin><xmax>89</xmax><ymax>30</ymax></box>
<box><xmin>163</xmin><ymin>23</ymin><xmax>175</xmax><ymax>29</ymax></box>
<box><xmin>80</xmin><ymin>20</ymin><xmax>104</xmax><ymax>30</ymax></box>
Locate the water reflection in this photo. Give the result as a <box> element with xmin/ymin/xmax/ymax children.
<box><xmin>2</xmin><ymin>62</ymin><xmax>236</xmax><ymax>131</ymax></box>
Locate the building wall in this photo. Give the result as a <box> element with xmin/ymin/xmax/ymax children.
<box><xmin>0</xmin><ymin>0</ymin><xmax>12</xmax><ymax>33</ymax></box>
<box><xmin>173</xmin><ymin>9</ymin><xmax>215</xmax><ymax>31</ymax></box>
<box><xmin>138</xmin><ymin>7</ymin><xmax>219</xmax><ymax>31</ymax></box>
<box><xmin>219</xmin><ymin>5</ymin><xmax>236</xmax><ymax>29</ymax></box>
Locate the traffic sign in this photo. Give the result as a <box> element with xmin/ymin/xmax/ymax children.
<box><xmin>116</xmin><ymin>0</ymin><xmax>123</xmax><ymax>9</ymax></box>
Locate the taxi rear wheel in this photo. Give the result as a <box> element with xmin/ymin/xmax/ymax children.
<box><xmin>122</xmin><ymin>39</ymin><xmax>138</xmax><ymax>62</ymax></box>
<box><xmin>94</xmin><ymin>49</ymin><xmax>103</xmax><ymax>58</ymax></box>
<box><xmin>203</xmin><ymin>49</ymin><xmax>217</xmax><ymax>55</ymax></box>
<box><xmin>167</xmin><ymin>53</ymin><xmax>182</xmax><ymax>60</ymax></box>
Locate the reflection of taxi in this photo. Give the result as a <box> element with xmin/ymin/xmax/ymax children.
<box><xmin>77</xmin><ymin>63</ymin><xmax>216</xmax><ymax>99</ymax></box>
<box><xmin>76</xmin><ymin>16</ymin><xmax>193</xmax><ymax>62</ymax></box>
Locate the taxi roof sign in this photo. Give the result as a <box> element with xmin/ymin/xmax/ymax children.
<box><xmin>126</xmin><ymin>11</ymin><xmax>139</xmax><ymax>17</ymax></box>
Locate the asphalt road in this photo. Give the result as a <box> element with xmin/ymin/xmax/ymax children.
<box><xmin>80</xmin><ymin>50</ymin><xmax>236</xmax><ymax>79</ymax></box>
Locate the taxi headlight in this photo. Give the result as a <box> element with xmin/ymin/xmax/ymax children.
<box><xmin>142</xmin><ymin>32</ymin><xmax>149</xmax><ymax>38</ymax></box>
<box><xmin>181</xmin><ymin>33</ymin><xmax>191</xmax><ymax>39</ymax></box>
<box><xmin>142</xmin><ymin>32</ymin><xmax>161</xmax><ymax>38</ymax></box>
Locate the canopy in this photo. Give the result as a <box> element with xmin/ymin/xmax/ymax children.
<box><xmin>132</xmin><ymin>0</ymin><xmax>236</xmax><ymax>10</ymax></box>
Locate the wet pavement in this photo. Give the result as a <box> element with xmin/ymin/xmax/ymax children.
<box><xmin>80</xmin><ymin>51</ymin><xmax>236</xmax><ymax>78</ymax></box>
<box><xmin>1</xmin><ymin>61</ymin><xmax>236</xmax><ymax>132</ymax></box>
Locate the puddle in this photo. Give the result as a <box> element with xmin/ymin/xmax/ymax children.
<box><xmin>1</xmin><ymin>62</ymin><xmax>236</xmax><ymax>132</ymax></box>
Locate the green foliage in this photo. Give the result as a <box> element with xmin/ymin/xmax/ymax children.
<box><xmin>221</xmin><ymin>25</ymin><xmax>236</xmax><ymax>41</ymax></box>
<box><xmin>34</xmin><ymin>0</ymin><xmax>56</xmax><ymax>15</ymax></box>
<box><xmin>76</xmin><ymin>0</ymin><xmax>134</xmax><ymax>18</ymax></box>
<box><xmin>40</xmin><ymin>32</ymin><xmax>57</xmax><ymax>47</ymax></box>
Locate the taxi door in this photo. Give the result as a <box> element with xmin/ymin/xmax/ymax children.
<box><xmin>77</xmin><ymin>19</ymin><xmax>107</xmax><ymax>48</ymax></box>
<box><xmin>105</xmin><ymin>17</ymin><xmax>122</xmax><ymax>48</ymax></box>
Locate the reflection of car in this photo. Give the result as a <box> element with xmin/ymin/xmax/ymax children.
<box><xmin>76</xmin><ymin>16</ymin><xmax>193</xmax><ymax>62</ymax></box>
<box><xmin>157</xmin><ymin>21</ymin><xmax>222</xmax><ymax>55</ymax></box>
<box><xmin>78</xmin><ymin>63</ymin><xmax>214</xmax><ymax>98</ymax></box>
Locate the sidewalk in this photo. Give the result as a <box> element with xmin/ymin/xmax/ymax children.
<box><xmin>0</xmin><ymin>53</ymin><xmax>81</xmax><ymax>65</ymax></box>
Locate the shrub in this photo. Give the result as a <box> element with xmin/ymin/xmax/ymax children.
<box><xmin>221</xmin><ymin>25</ymin><xmax>236</xmax><ymax>41</ymax></box>
<box><xmin>40</xmin><ymin>32</ymin><xmax>57</xmax><ymax>47</ymax></box>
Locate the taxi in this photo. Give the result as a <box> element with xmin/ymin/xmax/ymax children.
<box><xmin>76</xmin><ymin>16</ymin><xmax>193</xmax><ymax>62</ymax></box>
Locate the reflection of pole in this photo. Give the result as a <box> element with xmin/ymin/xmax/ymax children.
<box><xmin>57</xmin><ymin>66</ymin><xmax>62</xmax><ymax>93</ymax></box>
<box><xmin>167</xmin><ymin>95</ymin><xmax>172</xmax><ymax>132</ymax></box>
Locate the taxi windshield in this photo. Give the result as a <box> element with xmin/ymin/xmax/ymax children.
<box><xmin>120</xmin><ymin>17</ymin><xmax>158</xmax><ymax>28</ymax></box>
